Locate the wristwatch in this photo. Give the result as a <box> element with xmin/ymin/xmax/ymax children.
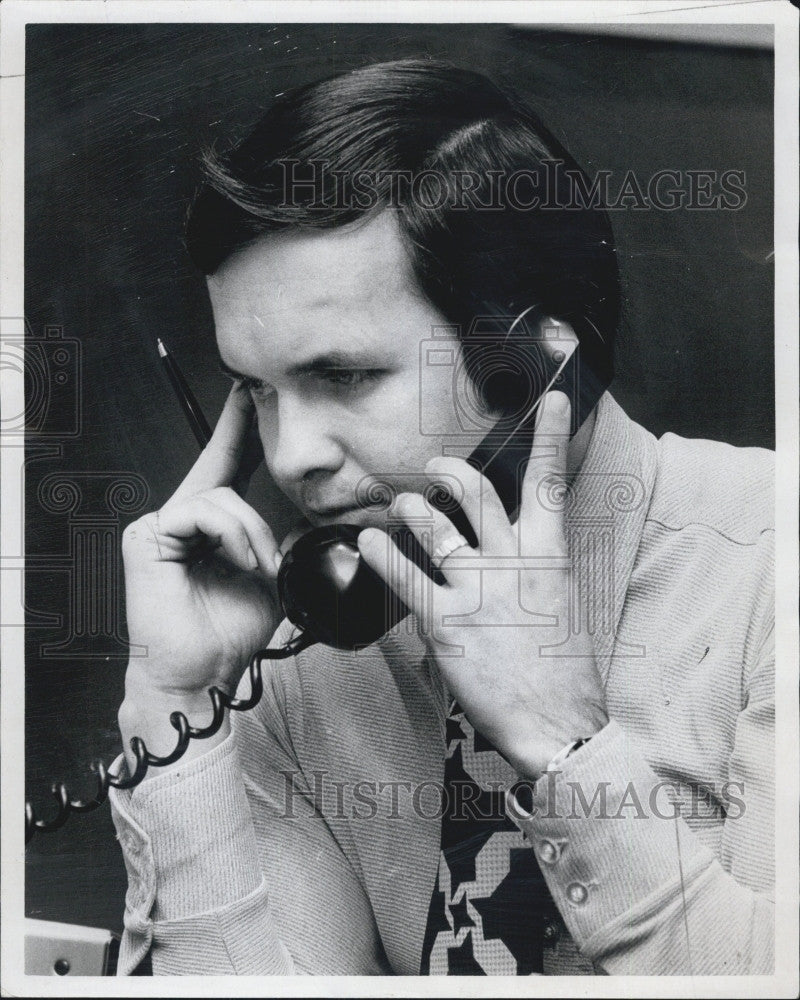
<box><xmin>545</xmin><ymin>737</ymin><xmax>592</xmax><ymax>773</ymax></box>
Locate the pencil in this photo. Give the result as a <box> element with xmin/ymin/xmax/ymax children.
<box><xmin>157</xmin><ymin>338</ymin><xmax>212</xmax><ymax>448</ymax></box>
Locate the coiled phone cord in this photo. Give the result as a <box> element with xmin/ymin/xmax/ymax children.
<box><xmin>24</xmin><ymin>632</ymin><xmax>314</xmax><ymax>845</ymax></box>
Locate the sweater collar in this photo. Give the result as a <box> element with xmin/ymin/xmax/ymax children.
<box><xmin>565</xmin><ymin>391</ymin><xmax>659</xmax><ymax>681</ymax></box>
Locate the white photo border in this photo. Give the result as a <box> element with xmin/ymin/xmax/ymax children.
<box><xmin>1</xmin><ymin>2</ymin><xmax>797</xmax><ymax>996</ymax></box>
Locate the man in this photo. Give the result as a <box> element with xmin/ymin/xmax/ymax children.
<box><xmin>110</xmin><ymin>60</ymin><xmax>774</xmax><ymax>975</ymax></box>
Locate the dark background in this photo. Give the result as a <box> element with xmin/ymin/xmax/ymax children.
<box><xmin>25</xmin><ymin>23</ymin><xmax>773</xmax><ymax>936</ymax></box>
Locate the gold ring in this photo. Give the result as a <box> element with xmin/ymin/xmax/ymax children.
<box><xmin>431</xmin><ymin>533</ymin><xmax>470</xmax><ymax>570</ymax></box>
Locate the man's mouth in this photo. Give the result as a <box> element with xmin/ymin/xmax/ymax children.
<box><xmin>302</xmin><ymin>501</ymin><xmax>389</xmax><ymax>528</ymax></box>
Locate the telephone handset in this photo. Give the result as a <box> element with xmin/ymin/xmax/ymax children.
<box><xmin>25</xmin><ymin>309</ymin><xmax>608</xmax><ymax>841</ymax></box>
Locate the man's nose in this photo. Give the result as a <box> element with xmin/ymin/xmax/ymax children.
<box><xmin>265</xmin><ymin>394</ymin><xmax>345</xmax><ymax>486</ymax></box>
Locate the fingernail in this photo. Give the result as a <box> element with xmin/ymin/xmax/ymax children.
<box><xmin>247</xmin><ymin>548</ymin><xmax>258</xmax><ymax>570</ymax></box>
<box><xmin>274</xmin><ymin>551</ymin><xmax>283</xmax><ymax>571</ymax></box>
<box><xmin>358</xmin><ymin>527</ymin><xmax>380</xmax><ymax>548</ymax></box>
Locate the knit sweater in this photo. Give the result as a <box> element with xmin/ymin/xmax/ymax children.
<box><xmin>109</xmin><ymin>392</ymin><xmax>775</xmax><ymax>975</ymax></box>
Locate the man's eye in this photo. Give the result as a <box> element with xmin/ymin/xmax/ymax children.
<box><xmin>319</xmin><ymin>369</ymin><xmax>382</xmax><ymax>388</ymax></box>
<box><xmin>241</xmin><ymin>377</ymin><xmax>275</xmax><ymax>398</ymax></box>
<box><xmin>218</xmin><ymin>365</ymin><xmax>275</xmax><ymax>398</ymax></box>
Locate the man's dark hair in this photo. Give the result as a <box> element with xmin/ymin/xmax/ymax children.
<box><xmin>186</xmin><ymin>58</ymin><xmax>620</xmax><ymax>398</ymax></box>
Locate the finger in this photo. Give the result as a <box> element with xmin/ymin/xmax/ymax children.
<box><xmin>425</xmin><ymin>456</ymin><xmax>510</xmax><ymax>553</ymax></box>
<box><xmin>172</xmin><ymin>383</ymin><xmax>254</xmax><ymax>501</ymax></box>
<box><xmin>357</xmin><ymin>527</ymin><xmax>437</xmax><ymax>623</ymax></box>
<box><xmin>231</xmin><ymin>407</ymin><xmax>264</xmax><ymax>498</ymax></box>
<box><xmin>158</xmin><ymin>496</ymin><xmax>259</xmax><ymax>574</ymax></box>
<box><xmin>203</xmin><ymin>487</ymin><xmax>280</xmax><ymax>577</ymax></box>
<box><xmin>392</xmin><ymin>492</ymin><xmax>474</xmax><ymax>588</ymax></box>
<box><xmin>519</xmin><ymin>390</ymin><xmax>572</xmax><ymax>545</ymax></box>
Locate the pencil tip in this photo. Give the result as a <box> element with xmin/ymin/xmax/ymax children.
<box><xmin>157</xmin><ymin>338</ymin><xmax>168</xmax><ymax>357</ymax></box>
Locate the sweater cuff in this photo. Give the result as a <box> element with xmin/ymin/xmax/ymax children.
<box><xmin>505</xmin><ymin>719</ymin><xmax>716</xmax><ymax>950</ymax></box>
<box><xmin>108</xmin><ymin>733</ymin><xmax>261</xmax><ymax>925</ymax></box>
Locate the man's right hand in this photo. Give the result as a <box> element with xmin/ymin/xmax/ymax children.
<box><xmin>118</xmin><ymin>383</ymin><xmax>281</xmax><ymax>774</ymax></box>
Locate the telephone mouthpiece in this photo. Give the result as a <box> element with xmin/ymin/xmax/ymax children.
<box><xmin>277</xmin><ymin>524</ymin><xmax>410</xmax><ymax>650</ymax></box>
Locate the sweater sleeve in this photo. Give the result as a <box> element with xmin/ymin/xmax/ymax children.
<box><xmin>108</xmin><ymin>736</ymin><xmax>295</xmax><ymax>975</ymax></box>
<box><xmin>108</xmin><ymin>661</ymin><xmax>388</xmax><ymax>976</ymax></box>
<box><xmin>505</xmin><ymin>628</ymin><xmax>774</xmax><ymax>975</ymax></box>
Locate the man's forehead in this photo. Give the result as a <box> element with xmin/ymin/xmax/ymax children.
<box><xmin>208</xmin><ymin>210</ymin><xmax>418</xmax><ymax>313</ymax></box>
<box><xmin>207</xmin><ymin>210</ymin><xmax>450</xmax><ymax>370</ymax></box>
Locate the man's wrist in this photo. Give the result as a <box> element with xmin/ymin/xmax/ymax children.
<box><xmin>118</xmin><ymin>678</ymin><xmax>232</xmax><ymax>778</ymax></box>
<box><xmin>514</xmin><ymin>718</ymin><xmax>607</xmax><ymax>781</ymax></box>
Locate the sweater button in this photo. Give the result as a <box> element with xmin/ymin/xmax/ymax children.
<box><xmin>538</xmin><ymin>839</ymin><xmax>561</xmax><ymax>864</ymax></box>
<box><xmin>542</xmin><ymin>919</ymin><xmax>561</xmax><ymax>944</ymax></box>
<box><xmin>567</xmin><ymin>881</ymin><xmax>589</xmax><ymax>905</ymax></box>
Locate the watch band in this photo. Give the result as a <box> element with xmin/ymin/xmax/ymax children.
<box><xmin>545</xmin><ymin>736</ymin><xmax>592</xmax><ymax>773</ymax></box>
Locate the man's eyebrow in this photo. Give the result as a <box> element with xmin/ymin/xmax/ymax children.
<box><xmin>288</xmin><ymin>351</ymin><xmax>386</xmax><ymax>376</ymax></box>
<box><xmin>217</xmin><ymin>350</ymin><xmax>387</xmax><ymax>382</ymax></box>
